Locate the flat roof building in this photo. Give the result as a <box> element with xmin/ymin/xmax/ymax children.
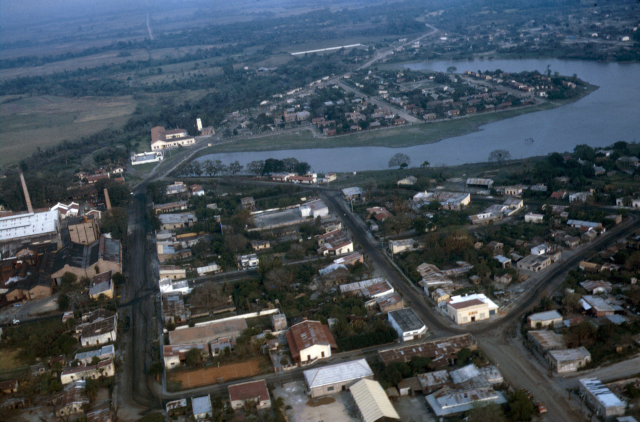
<box><xmin>527</xmin><ymin>330</ymin><xmax>567</xmax><ymax>354</ymax></box>
<box><xmin>579</xmin><ymin>378</ymin><xmax>626</xmax><ymax>418</ymax></box>
<box><xmin>387</xmin><ymin>308</ymin><xmax>427</xmax><ymax>342</ymax></box>
<box><xmin>527</xmin><ymin>310</ymin><xmax>563</xmax><ymax>329</ymax></box>
<box><xmin>548</xmin><ymin>347</ymin><xmax>591</xmax><ymax>373</ymax></box>
<box><xmin>303</xmin><ymin>359</ymin><xmax>374</xmax><ymax>398</ymax></box>
<box><xmin>426</xmin><ymin>387</ymin><xmax>507</xmax><ymax>417</ymax></box>
<box><xmin>379</xmin><ymin>334</ymin><xmax>477</xmax><ymax>366</ymax></box>
<box><xmin>191</xmin><ymin>395</ymin><xmax>212</xmax><ymax>420</ymax></box>
<box><xmin>447</xmin><ymin>294</ymin><xmax>498</xmax><ymax>325</ymax></box>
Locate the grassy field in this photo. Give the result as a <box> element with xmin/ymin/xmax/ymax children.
<box><xmin>0</xmin><ymin>95</ymin><xmax>137</xmax><ymax>167</ymax></box>
<box><xmin>0</xmin><ymin>348</ymin><xmax>24</xmax><ymax>371</ymax></box>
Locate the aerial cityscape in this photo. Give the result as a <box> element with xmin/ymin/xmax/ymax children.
<box><xmin>1</xmin><ymin>0</ymin><xmax>640</xmax><ymax>421</ymax></box>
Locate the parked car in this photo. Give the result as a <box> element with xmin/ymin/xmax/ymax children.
<box><xmin>12</xmin><ymin>319</ymin><xmax>20</xmax><ymax>325</ymax></box>
<box><xmin>536</xmin><ymin>403</ymin><xmax>548</xmax><ymax>414</ymax></box>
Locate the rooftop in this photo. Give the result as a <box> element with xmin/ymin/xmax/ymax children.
<box><xmin>388</xmin><ymin>308</ymin><xmax>426</xmax><ymax>332</ymax></box>
<box><xmin>303</xmin><ymin>359</ymin><xmax>373</xmax><ymax>389</ymax></box>
<box><xmin>580</xmin><ymin>378</ymin><xmax>626</xmax><ymax>409</ymax></box>
<box><xmin>81</xmin><ymin>315</ymin><xmax>117</xmax><ymax>338</ymax></box>
<box><xmin>548</xmin><ymin>347</ymin><xmax>591</xmax><ymax>362</ymax></box>
<box><xmin>169</xmin><ymin>319</ymin><xmax>247</xmax><ymax>345</ymax></box>
<box><xmin>417</xmin><ymin>370</ymin><xmax>450</xmax><ymax>389</ymax></box>
<box><xmin>191</xmin><ymin>395</ymin><xmax>212</xmax><ymax>416</ymax></box>
<box><xmin>286</xmin><ymin>320</ymin><xmax>337</xmax><ymax>360</ymax></box>
<box><xmin>350</xmin><ymin>379</ymin><xmax>400</xmax><ymax>422</ymax></box>
<box><xmin>379</xmin><ymin>334</ymin><xmax>477</xmax><ymax>366</ymax></box>
<box><xmin>528</xmin><ymin>310</ymin><xmax>562</xmax><ymax>322</ymax></box>
<box><xmin>229</xmin><ymin>380</ymin><xmax>270</xmax><ymax>403</ymax></box>
<box><xmin>528</xmin><ymin>330</ymin><xmax>567</xmax><ymax>351</ymax></box>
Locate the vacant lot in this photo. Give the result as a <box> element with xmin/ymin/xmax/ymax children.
<box><xmin>0</xmin><ymin>95</ymin><xmax>136</xmax><ymax>166</ymax></box>
<box><xmin>167</xmin><ymin>356</ymin><xmax>268</xmax><ymax>389</ymax></box>
<box><xmin>0</xmin><ymin>348</ymin><xmax>24</xmax><ymax>371</ymax></box>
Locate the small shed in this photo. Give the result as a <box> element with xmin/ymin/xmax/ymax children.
<box><xmin>397</xmin><ymin>377</ymin><xmax>422</xmax><ymax>396</ymax></box>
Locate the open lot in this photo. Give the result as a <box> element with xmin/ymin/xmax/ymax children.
<box><xmin>0</xmin><ymin>95</ymin><xmax>136</xmax><ymax>166</ymax></box>
<box><xmin>0</xmin><ymin>348</ymin><xmax>24</xmax><ymax>371</ymax></box>
<box><xmin>274</xmin><ymin>381</ymin><xmax>360</xmax><ymax>422</ymax></box>
<box><xmin>167</xmin><ymin>356</ymin><xmax>268</xmax><ymax>389</ymax></box>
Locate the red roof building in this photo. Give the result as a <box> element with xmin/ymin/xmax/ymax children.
<box><xmin>285</xmin><ymin>320</ymin><xmax>337</xmax><ymax>363</ymax></box>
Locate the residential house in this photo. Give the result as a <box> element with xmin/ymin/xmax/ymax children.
<box><xmin>150</xmin><ymin>126</ymin><xmax>195</xmax><ymax>151</ymax></box>
<box><xmin>229</xmin><ymin>380</ymin><xmax>271</xmax><ymax>410</ymax></box>
<box><xmin>238</xmin><ymin>254</ymin><xmax>259</xmax><ymax>270</ymax></box>
<box><xmin>89</xmin><ymin>271</ymin><xmax>115</xmax><ymax>300</ymax></box>
<box><xmin>241</xmin><ymin>197</ymin><xmax>255</xmax><ymax>210</ymax></box>
<box><xmin>527</xmin><ymin>310</ymin><xmax>563</xmax><ymax>329</ymax></box>
<box><xmin>158</xmin><ymin>213</ymin><xmax>198</xmax><ymax>230</ymax></box>
<box><xmin>192</xmin><ymin>396</ymin><xmax>212</xmax><ymax>421</ymax></box>
<box><xmin>159</xmin><ymin>265</ymin><xmax>186</xmax><ymax>280</ymax></box>
<box><xmin>580</xmin><ymin>280</ymin><xmax>612</xmax><ymax>294</ymax></box>
<box><xmin>517</xmin><ymin>254</ymin><xmax>551</xmax><ymax>272</ymax></box>
<box><xmin>317</xmin><ymin>230</ymin><xmax>353</xmax><ymax>256</ymax></box>
<box><xmin>80</xmin><ymin>315</ymin><xmax>117</xmax><ymax>347</ymax></box>
<box><xmin>397</xmin><ymin>176</ymin><xmax>417</xmax><ymax>186</ymax></box>
<box><xmin>285</xmin><ymin>320</ymin><xmax>337</xmax><ymax>363</ymax></box>
<box><xmin>51</xmin><ymin>381</ymin><xmax>89</xmax><ymax>418</ymax></box>
<box><xmin>60</xmin><ymin>359</ymin><xmax>115</xmax><ymax>385</ymax></box>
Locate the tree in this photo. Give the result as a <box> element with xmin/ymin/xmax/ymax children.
<box><xmin>247</xmin><ymin>160</ymin><xmax>264</xmax><ymax>175</ymax></box>
<box><xmin>488</xmin><ymin>149</ymin><xmax>512</xmax><ymax>166</ymax></box>
<box><xmin>147</xmin><ymin>362</ymin><xmax>164</xmax><ymax>377</ymax></box>
<box><xmin>456</xmin><ymin>347</ymin><xmax>472</xmax><ymax>363</ymax></box>
<box><xmin>362</xmin><ymin>178</ymin><xmax>377</xmax><ymax>195</ymax></box>
<box><xmin>562</xmin><ymin>293</ymin><xmax>581</xmax><ymax>313</ymax></box>
<box><xmin>507</xmin><ymin>390</ymin><xmax>535</xmax><ymax>421</ymax></box>
<box><xmin>625</xmin><ymin>251</ymin><xmax>640</xmax><ymax>272</ymax></box>
<box><xmin>61</xmin><ymin>272</ymin><xmax>77</xmax><ymax>286</ymax></box>
<box><xmin>294</xmin><ymin>162</ymin><xmax>311</xmax><ymax>176</ymax></box>
<box><xmin>112</xmin><ymin>272</ymin><xmax>126</xmax><ymax>285</ymax></box>
<box><xmin>228</xmin><ymin>161</ymin><xmax>243</xmax><ymax>176</ymax></box>
<box><xmin>185</xmin><ymin>348</ymin><xmax>203</xmax><ymax>367</ymax></box>
<box><xmin>388</xmin><ymin>153</ymin><xmax>410</xmax><ymax>169</ymax></box>
<box><xmin>420</xmin><ymin>161</ymin><xmax>431</xmax><ymax>169</ymax></box>
<box><xmin>58</xmin><ymin>293</ymin><xmax>70</xmax><ymax>311</ymax></box>
<box><xmin>538</xmin><ymin>296</ymin><xmax>554</xmax><ymax>311</ymax></box>
<box><xmin>447</xmin><ymin>66</ymin><xmax>457</xmax><ymax>74</ymax></box>
<box><xmin>85</xmin><ymin>379</ymin><xmax>99</xmax><ymax>402</ymax></box>
<box><xmin>468</xmin><ymin>402</ymin><xmax>506</xmax><ymax>422</ymax></box>
<box><xmin>137</xmin><ymin>412</ymin><xmax>166</xmax><ymax>422</ymax></box>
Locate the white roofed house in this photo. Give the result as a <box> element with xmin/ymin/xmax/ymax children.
<box><xmin>192</xmin><ymin>395</ymin><xmax>212</xmax><ymax>420</ymax></box>
<box><xmin>527</xmin><ymin>310</ymin><xmax>562</xmax><ymax>329</ymax></box>
<box><xmin>60</xmin><ymin>359</ymin><xmax>115</xmax><ymax>385</ymax></box>
<box><xmin>342</xmin><ymin>187</ymin><xmax>364</xmax><ymax>201</ymax></box>
<box><xmin>158</xmin><ymin>213</ymin><xmax>198</xmax><ymax>230</ymax></box>
<box><xmin>303</xmin><ymin>359</ymin><xmax>374</xmax><ymax>397</ymax></box>
<box><xmin>387</xmin><ymin>308</ymin><xmax>428</xmax><ymax>341</ymax></box>
<box><xmin>238</xmin><ymin>254</ymin><xmax>259</xmax><ymax>270</ymax></box>
<box><xmin>74</xmin><ymin>345</ymin><xmax>115</xmax><ymax>365</ymax></box>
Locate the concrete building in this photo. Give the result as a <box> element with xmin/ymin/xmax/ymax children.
<box><xmin>581</xmin><ymin>295</ymin><xmax>615</xmax><ymax>317</ymax></box>
<box><xmin>74</xmin><ymin>345</ymin><xmax>115</xmax><ymax>365</ymax></box>
<box><xmin>387</xmin><ymin>308</ymin><xmax>428</xmax><ymax>341</ymax></box>
<box><xmin>153</xmin><ymin>201</ymin><xmax>187</xmax><ymax>214</ymax></box>
<box><xmin>51</xmin><ymin>202</ymin><xmax>80</xmax><ymax>219</ymax></box>
<box><xmin>68</xmin><ymin>219</ymin><xmax>100</xmax><ymax>245</ymax></box>
<box><xmin>517</xmin><ymin>254</ymin><xmax>551</xmax><ymax>272</ymax></box>
<box><xmin>548</xmin><ymin>348</ymin><xmax>592</xmax><ymax>373</ymax></box>
<box><xmin>0</xmin><ymin>209</ymin><xmax>61</xmax><ymax>252</ymax></box>
<box><xmin>229</xmin><ymin>380</ymin><xmax>271</xmax><ymax>410</ymax></box>
<box><xmin>579</xmin><ymin>378</ymin><xmax>626</xmax><ymax>418</ymax></box>
<box><xmin>51</xmin><ymin>381</ymin><xmax>89</xmax><ymax>418</ymax></box>
<box><xmin>580</xmin><ymin>280</ymin><xmax>612</xmax><ymax>294</ymax></box>
<box><xmin>447</xmin><ymin>294</ymin><xmax>498</xmax><ymax>324</ymax></box>
<box><xmin>417</xmin><ymin>370</ymin><xmax>452</xmax><ymax>393</ymax></box>
<box><xmin>317</xmin><ymin>230</ymin><xmax>353</xmax><ymax>256</ymax></box>
<box><xmin>525</xmin><ymin>213</ymin><xmax>545</xmax><ymax>223</ymax></box>
<box><xmin>303</xmin><ymin>359</ymin><xmax>374</xmax><ymax>398</ymax></box>
<box><xmin>151</xmin><ymin>126</ymin><xmax>195</xmax><ymax>151</ymax></box>
<box><xmin>349</xmin><ymin>379</ymin><xmax>400</xmax><ymax>422</ymax></box>
<box><xmin>379</xmin><ymin>334</ymin><xmax>477</xmax><ymax>366</ymax></box>
<box><xmin>300</xmin><ymin>200</ymin><xmax>329</xmax><ymax>218</ymax></box>
<box><xmin>339</xmin><ymin>277</ymin><xmax>394</xmax><ymax>298</ymax></box>
<box><xmin>159</xmin><ymin>265</ymin><xmax>186</xmax><ymax>280</ymax></box>
<box><xmin>166</xmin><ymin>181</ymin><xmax>188</xmax><ymax>196</ymax></box>
<box><xmin>342</xmin><ymin>187</ymin><xmax>364</xmax><ymax>201</ymax></box>
<box><xmin>196</xmin><ymin>262</ymin><xmax>221</xmax><ymax>275</ymax></box>
<box><xmin>425</xmin><ymin>387</ymin><xmax>507</xmax><ymax>417</ymax></box>
<box><xmin>163</xmin><ymin>344</ymin><xmax>207</xmax><ymax>368</ymax></box>
<box><xmin>527</xmin><ymin>331</ymin><xmax>567</xmax><ymax>354</ymax></box>
<box><xmin>51</xmin><ymin>235</ymin><xmax>122</xmax><ymax>282</ymax></box>
<box><xmin>286</xmin><ymin>320</ymin><xmax>337</xmax><ymax>363</ymax></box>
<box><xmin>60</xmin><ymin>359</ymin><xmax>115</xmax><ymax>385</ymax></box>
<box><xmin>376</xmin><ymin>293</ymin><xmax>404</xmax><ymax>313</ymax></box>
<box><xmin>131</xmin><ymin>151</ymin><xmax>163</xmax><ymax>165</ymax></box>
<box><xmin>271</xmin><ymin>313</ymin><xmax>287</xmax><ymax>331</ymax></box>
<box><xmin>238</xmin><ymin>254</ymin><xmax>259</xmax><ymax>270</ymax></box>
<box><xmin>191</xmin><ymin>395</ymin><xmax>212</xmax><ymax>420</ymax></box>
<box><xmin>89</xmin><ymin>270</ymin><xmax>115</xmax><ymax>300</ymax></box>
<box><xmin>389</xmin><ymin>239</ymin><xmax>419</xmax><ymax>255</ymax></box>
<box><xmin>527</xmin><ymin>310</ymin><xmax>563</xmax><ymax>329</ymax></box>
<box><xmin>169</xmin><ymin>319</ymin><xmax>247</xmax><ymax>346</ymax></box>
<box><xmin>158</xmin><ymin>213</ymin><xmax>198</xmax><ymax>230</ymax></box>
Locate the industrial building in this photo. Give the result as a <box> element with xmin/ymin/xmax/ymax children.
<box><xmin>387</xmin><ymin>308</ymin><xmax>428</xmax><ymax>342</ymax></box>
<box><xmin>425</xmin><ymin>387</ymin><xmax>507</xmax><ymax>417</ymax></box>
<box><xmin>579</xmin><ymin>378</ymin><xmax>626</xmax><ymax>418</ymax></box>
<box><xmin>303</xmin><ymin>359</ymin><xmax>374</xmax><ymax>397</ymax></box>
<box><xmin>349</xmin><ymin>379</ymin><xmax>400</xmax><ymax>422</ymax></box>
<box><xmin>447</xmin><ymin>294</ymin><xmax>498</xmax><ymax>324</ymax></box>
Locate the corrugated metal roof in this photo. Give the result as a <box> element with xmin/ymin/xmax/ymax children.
<box><xmin>303</xmin><ymin>359</ymin><xmax>373</xmax><ymax>389</ymax></box>
<box><xmin>350</xmin><ymin>379</ymin><xmax>400</xmax><ymax>422</ymax></box>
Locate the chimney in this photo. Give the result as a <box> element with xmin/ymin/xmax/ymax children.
<box><xmin>104</xmin><ymin>188</ymin><xmax>112</xmax><ymax>211</ymax></box>
<box><xmin>19</xmin><ymin>172</ymin><xmax>34</xmax><ymax>213</ymax></box>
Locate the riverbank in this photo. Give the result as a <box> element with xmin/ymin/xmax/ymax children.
<box><xmin>195</xmin><ymin>82</ymin><xmax>598</xmax><ymax>158</ymax></box>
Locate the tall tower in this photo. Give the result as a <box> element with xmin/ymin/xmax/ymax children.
<box><xmin>19</xmin><ymin>172</ymin><xmax>34</xmax><ymax>213</ymax></box>
<box><xmin>104</xmin><ymin>188</ymin><xmax>112</xmax><ymax>211</ymax></box>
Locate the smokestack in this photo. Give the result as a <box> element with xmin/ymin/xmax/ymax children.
<box><xmin>104</xmin><ymin>188</ymin><xmax>112</xmax><ymax>211</ymax></box>
<box><xmin>19</xmin><ymin>172</ymin><xmax>34</xmax><ymax>213</ymax></box>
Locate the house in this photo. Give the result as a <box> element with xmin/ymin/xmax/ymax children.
<box><xmin>159</xmin><ymin>265</ymin><xmax>186</xmax><ymax>280</ymax></box>
<box><xmin>580</xmin><ymin>280</ymin><xmax>612</xmax><ymax>294</ymax></box>
<box><xmin>569</xmin><ymin>192</ymin><xmax>592</xmax><ymax>203</ymax></box>
<box><xmin>417</xmin><ymin>370</ymin><xmax>452</xmax><ymax>393</ymax></box>
<box><xmin>397</xmin><ymin>377</ymin><xmax>422</xmax><ymax>396</ymax></box>
<box><xmin>168</xmin><ymin>319</ymin><xmax>247</xmax><ymax>346</ymax></box>
<box><xmin>150</xmin><ymin>126</ymin><xmax>195</xmax><ymax>151</ymax></box>
<box><xmin>154</xmin><ymin>201</ymin><xmax>188</xmax><ymax>214</ymax></box>
<box><xmin>581</xmin><ymin>295</ymin><xmax>615</xmax><ymax>317</ymax></box>
<box><xmin>303</xmin><ymin>359</ymin><xmax>374</xmax><ymax>397</ymax></box>
<box><xmin>527</xmin><ymin>310</ymin><xmax>563</xmax><ymax>328</ymax></box>
<box><xmin>427</xmin><ymin>191</ymin><xmax>471</xmax><ymax>210</ymax></box>
<box><xmin>339</xmin><ymin>277</ymin><xmax>394</xmax><ymax>298</ymax></box>
<box><xmin>349</xmin><ymin>379</ymin><xmax>400</xmax><ymax>422</ymax></box>
<box><xmin>486</xmin><ymin>241</ymin><xmax>504</xmax><ymax>255</ymax></box>
<box><xmin>241</xmin><ymin>197</ymin><xmax>255</xmax><ymax>210</ymax></box>
<box><xmin>300</xmin><ymin>200</ymin><xmax>329</xmax><ymax>218</ymax></box>
<box><xmin>80</xmin><ymin>315</ymin><xmax>117</xmax><ymax>347</ymax></box>
<box><xmin>250</xmin><ymin>240</ymin><xmax>271</xmax><ymax>251</ymax></box>
<box><xmin>285</xmin><ymin>320</ymin><xmax>337</xmax><ymax>363</ymax></box>
<box><xmin>342</xmin><ymin>187</ymin><xmax>364</xmax><ymax>201</ymax></box>
<box><xmin>528</xmin><ymin>330</ymin><xmax>567</xmax><ymax>354</ymax></box>
<box><xmin>87</xmin><ymin>173</ymin><xmax>110</xmax><ymax>184</ymax></box>
<box><xmin>166</xmin><ymin>181</ymin><xmax>188</xmax><ymax>195</ymax></box>
<box><xmin>531</xmin><ymin>243</ymin><xmax>551</xmax><ymax>255</ymax></box>
<box><xmin>579</xmin><ymin>261</ymin><xmax>601</xmax><ymax>272</ymax></box>
<box><xmin>166</xmin><ymin>399</ymin><xmax>188</xmax><ymax>416</ymax></box>
<box><xmin>579</xmin><ymin>378</ymin><xmax>626</xmax><ymax>418</ymax></box>
<box><xmin>158</xmin><ymin>213</ymin><xmax>198</xmax><ymax>230</ymax></box>
<box><xmin>192</xmin><ymin>395</ymin><xmax>212</xmax><ymax>420</ymax></box>
<box><xmin>517</xmin><ymin>254</ymin><xmax>551</xmax><ymax>272</ymax></box>
<box><xmin>565</xmin><ymin>237</ymin><xmax>581</xmax><ymax>248</ymax></box>
<box><xmin>582</xmin><ymin>230</ymin><xmax>598</xmax><ymax>243</ymax></box>
<box><xmin>389</xmin><ymin>239</ymin><xmax>418</xmax><ymax>255</ymax></box>
<box><xmin>378</xmin><ymin>334</ymin><xmax>477</xmax><ymax>366</ymax></box>
<box><xmin>447</xmin><ymin>294</ymin><xmax>499</xmax><ymax>324</ymax></box>
<box><xmin>426</xmin><ymin>387</ymin><xmax>507</xmax><ymax>417</ymax></box>
<box><xmin>550</xmin><ymin>190</ymin><xmax>567</xmax><ymax>200</ymax></box>
<box><xmin>89</xmin><ymin>270</ymin><xmax>115</xmax><ymax>300</ymax></box>
<box><xmin>74</xmin><ymin>345</ymin><xmax>115</xmax><ymax>365</ymax></box>
<box><xmin>494</xmin><ymin>273</ymin><xmax>512</xmax><ymax>284</ymax></box>
<box><xmin>466</xmin><ymin>178</ymin><xmax>494</xmax><ymax>189</ymax></box>
<box><xmin>323</xmin><ymin>128</ymin><xmax>337</xmax><ymax>136</ymax></box>
<box><xmin>387</xmin><ymin>308</ymin><xmax>428</xmax><ymax>341</ymax></box>
<box><xmin>238</xmin><ymin>254</ymin><xmax>259</xmax><ymax>270</ymax></box>
<box><xmin>317</xmin><ymin>230</ymin><xmax>353</xmax><ymax>256</ymax></box>
<box><xmin>51</xmin><ymin>381</ymin><xmax>89</xmax><ymax>418</ymax></box>
<box><xmin>0</xmin><ymin>379</ymin><xmax>18</xmax><ymax>394</ymax></box>
<box><xmin>397</xmin><ymin>176</ymin><xmax>417</xmax><ymax>186</ymax></box>
<box><xmin>271</xmin><ymin>313</ymin><xmax>288</xmax><ymax>331</ymax></box>
<box><xmin>60</xmin><ymin>359</ymin><xmax>115</xmax><ymax>385</ymax></box>
<box><xmin>416</xmin><ymin>263</ymin><xmax>453</xmax><ymax>288</ymax></box>
<box><xmin>525</xmin><ymin>213</ymin><xmax>544</xmax><ymax>223</ymax></box>
<box><xmin>504</xmin><ymin>185</ymin><xmax>525</xmax><ymax>197</ymax></box>
<box><xmin>229</xmin><ymin>380</ymin><xmax>271</xmax><ymax>410</ymax></box>
<box><xmin>189</xmin><ymin>184</ymin><xmax>205</xmax><ymax>196</ymax></box>
<box><xmin>495</xmin><ymin>255</ymin><xmax>511</xmax><ymax>268</ymax></box>
<box><xmin>376</xmin><ymin>293</ymin><xmax>404</xmax><ymax>313</ymax></box>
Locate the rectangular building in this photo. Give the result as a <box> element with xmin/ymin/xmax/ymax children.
<box><xmin>579</xmin><ymin>378</ymin><xmax>626</xmax><ymax>418</ymax></box>
<box><xmin>229</xmin><ymin>380</ymin><xmax>271</xmax><ymax>410</ymax></box>
<box><xmin>527</xmin><ymin>310</ymin><xmax>563</xmax><ymax>328</ymax></box>
<box><xmin>548</xmin><ymin>347</ymin><xmax>591</xmax><ymax>373</ymax></box>
<box><xmin>303</xmin><ymin>359</ymin><xmax>374</xmax><ymax>398</ymax></box>
<box><xmin>387</xmin><ymin>308</ymin><xmax>428</xmax><ymax>341</ymax></box>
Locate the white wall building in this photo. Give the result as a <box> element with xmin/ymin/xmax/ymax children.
<box><xmin>61</xmin><ymin>359</ymin><xmax>115</xmax><ymax>385</ymax></box>
<box><xmin>579</xmin><ymin>378</ymin><xmax>626</xmax><ymax>418</ymax></box>
<box><xmin>388</xmin><ymin>308</ymin><xmax>428</xmax><ymax>341</ymax></box>
<box><xmin>447</xmin><ymin>294</ymin><xmax>498</xmax><ymax>325</ymax></box>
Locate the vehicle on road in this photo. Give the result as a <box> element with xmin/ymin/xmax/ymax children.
<box><xmin>12</xmin><ymin>319</ymin><xmax>20</xmax><ymax>325</ymax></box>
<box><xmin>536</xmin><ymin>403</ymin><xmax>548</xmax><ymax>414</ymax></box>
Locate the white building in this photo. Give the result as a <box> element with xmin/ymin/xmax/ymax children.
<box><xmin>192</xmin><ymin>396</ymin><xmax>212</xmax><ymax>420</ymax></box>
<box><xmin>74</xmin><ymin>345</ymin><xmax>115</xmax><ymax>365</ymax></box>
<box><xmin>303</xmin><ymin>359</ymin><xmax>374</xmax><ymax>398</ymax></box>
<box><xmin>525</xmin><ymin>213</ymin><xmax>544</xmax><ymax>223</ymax></box>
<box><xmin>531</xmin><ymin>243</ymin><xmax>551</xmax><ymax>255</ymax></box>
<box><xmin>387</xmin><ymin>308</ymin><xmax>428</xmax><ymax>341</ymax></box>
<box><xmin>60</xmin><ymin>359</ymin><xmax>115</xmax><ymax>385</ymax></box>
<box><xmin>151</xmin><ymin>126</ymin><xmax>196</xmax><ymax>151</ymax></box>
<box><xmin>350</xmin><ymin>379</ymin><xmax>400</xmax><ymax>422</ymax></box>
<box><xmin>579</xmin><ymin>378</ymin><xmax>626</xmax><ymax>418</ymax></box>
<box><xmin>159</xmin><ymin>278</ymin><xmax>192</xmax><ymax>295</ymax></box>
<box><xmin>196</xmin><ymin>263</ymin><xmax>221</xmax><ymax>275</ymax></box>
<box><xmin>527</xmin><ymin>310</ymin><xmax>562</xmax><ymax>328</ymax></box>
<box><xmin>0</xmin><ymin>210</ymin><xmax>61</xmax><ymax>246</ymax></box>
<box><xmin>238</xmin><ymin>254</ymin><xmax>259</xmax><ymax>270</ymax></box>
<box><xmin>80</xmin><ymin>315</ymin><xmax>117</xmax><ymax>347</ymax></box>
<box><xmin>131</xmin><ymin>151</ymin><xmax>163</xmax><ymax>165</ymax></box>
<box><xmin>285</xmin><ymin>320</ymin><xmax>337</xmax><ymax>363</ymax></box>
<box><xmin>548</xmin><ymin>348</ymin><xmax>592</xmax><ymax>373</ymax></box>
<box><xmin>300</xmin><ymin>200</ymin><xmax>329</xmax><ymax>218</ymax></box>
<box><xmin>447</xmin><ymin>294</ymin><xmax>498</xmax><ymax>325</ymax></box>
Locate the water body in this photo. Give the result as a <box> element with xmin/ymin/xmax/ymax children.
<box><xmin>198</xmin><ymin>59</ymin><xmax>640</xmax><ymax>172</ymax></box>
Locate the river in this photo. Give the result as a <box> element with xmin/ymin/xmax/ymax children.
<box><xmin>198</xmin><ymin>59</ymin><xmax>640</xmax><ymax>172</ymax></box>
